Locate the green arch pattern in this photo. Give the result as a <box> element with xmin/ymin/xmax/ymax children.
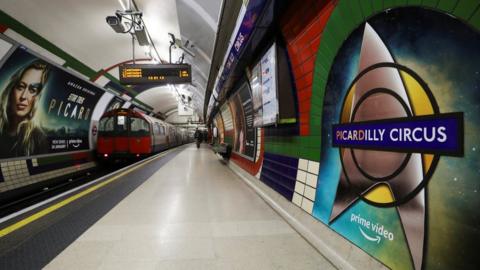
<box><xmin>310</xmin><ymin>0</ymin><xmax>480</xmax><ymax>155</ymax></box>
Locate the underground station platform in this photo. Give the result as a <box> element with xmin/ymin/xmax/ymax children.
<box><xmin>1</xmin><ymin>1</ymin><xmax>479</xmax><ymax>269</ymax></box>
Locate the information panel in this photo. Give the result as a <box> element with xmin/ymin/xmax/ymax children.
<box><xmin>260</xmin><ymin>44</ymin><xmax>278</xmax><ymax>126</ymax></box>
<box><xmin>119</xmin><ymin>64</ymin><xmax>191</xmax><ymax>85</ymax></box>
<box><xmin>248</xmin><ymin>43</ymin><xmax>278</xmax><ymax>127</ymax></box>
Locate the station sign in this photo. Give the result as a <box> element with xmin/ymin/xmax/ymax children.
<box><xmin>119</xmin><ymin>64</ymin><xmax>191</xmax><ymax>85</ymax></box>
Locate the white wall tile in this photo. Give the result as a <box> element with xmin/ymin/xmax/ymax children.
<box><xmin>294</xmin><ymin>182</ymin><xmax>305</xmax><ymax>195</ymax></box>
<box><xmin>304</xmin><ymin>186</ymin><xmax>316</xmax><ymax>201</ymax></box>
<box><xmin>296</xmin><ymin>170</ymin><xmax>307</xmax><ymax>183</ymax></box>
<box><xmin>307</xmin><ymin>161</ymin><xmax>320</xmax><ymax>175</ymax></box>
<box><xmin>306</xmin><ymin>173</ymin><xmax>318</xmax><ymax>188</ymax></box>
<box><xmin>301</xmin><ymin>199</ymin><xmax>314</xmax><ymax>214</ymax></box>
<box><xmin>298</xmin><ymin>159</ymin><xmax>308</xmax><ymax>171</ymax></box>
<box><xmin>95</xmin><ymin>75</ymin><xmax>111</xmax><ymax>87</ymax></box>
<box><xmin>292</xmin><ymin>193</ymin><xmax>303</xmax><ymax>207</ymax></box>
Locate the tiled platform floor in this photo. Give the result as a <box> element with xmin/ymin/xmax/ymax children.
<box><xmin>46</xmin><ymin>145</ymin><xmax>335</xmax><ymax>270</ymax></box>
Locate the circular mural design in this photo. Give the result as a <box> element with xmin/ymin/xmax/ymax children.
<box><xmin>316</xmin><ymin>6</ymin><xmax>480</xmax><ymax>270</ymax></box>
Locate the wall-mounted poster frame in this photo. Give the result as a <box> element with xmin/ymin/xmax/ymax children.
<box><xmin>247</xmin><ymin>42</ymin><xmax>279</xmax><ymax>127</ymax></box>
<box><xmin>229</xmin><ymin>79</ymin><xmax>256</xmax><ymax>161</ymax></box>
<box><xmin>0</xmin><ymin>34</ymin><xmax>106</xmax><ymax>161</ymax></box>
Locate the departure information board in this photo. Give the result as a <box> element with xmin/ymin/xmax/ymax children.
<box><xmin>119</xmin><ymin>64</ymin><xmax>191</xmax><ymax>85</ymax></box>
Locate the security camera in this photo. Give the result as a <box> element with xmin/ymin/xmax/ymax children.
<box><xmin>106</xmin><ymin>14</ymin><xmax>125</xmax><ymax>33</ymax></box>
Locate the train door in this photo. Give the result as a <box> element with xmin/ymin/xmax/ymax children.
<box><xmin>153</xmin><ymin>123</ymin><xmax>164</xmax><ymax>152</ymax></box>
<box><xmin>129</xmin><ymin>116</ymin><xmax>151</xmax><ymax>154</ymax></box>
<box><xmin>169</xmin><ymin>127</ymin><xmax>175</xmax><ymax>146</ymax></box>
<box><xmin>98</xmin><ymin>116</ymin><xmax>115</xmax><ymax>154</ymax></box>
<box><xmin>160</xmin><ymin>125</ymin><xmax>167</xmax><ymax>150</ymax></box>
<box><xmin>114</xmin><ymin>115</ymin><xmax>129</xmax><ymax>153</ymax></box>
<box><xmin>152</xmin><ymin>123</ymin><xmax>159</xmax><ymax>148</ymax></box>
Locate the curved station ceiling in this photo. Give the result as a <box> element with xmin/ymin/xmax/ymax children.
<box><xmin>0</xmin><ymin>0</ymin><xmax>242</xmax><ymax>123</ymax></box>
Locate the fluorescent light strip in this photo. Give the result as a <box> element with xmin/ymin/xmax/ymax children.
<box><xmin>118</xmin><ymin>0</ymin><xmax>127</xmax><ymax>11</ymax></box>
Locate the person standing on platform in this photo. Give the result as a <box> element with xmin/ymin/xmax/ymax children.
<box><xmin>194</xmin><ymin>128</ymin><xmax>203</xmax><ymax>148</ymax></box>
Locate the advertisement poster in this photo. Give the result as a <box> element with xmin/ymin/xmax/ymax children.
<box><xmin>248</xmin><ymin>61</ymin><xmax>263</xmax><ymax>126</ymax></box>
<box><xmin>215</xmin><ymin>114</ymin><xmax>224</xmax><ymax>144</ymax></box>
<box><xmin>231</xmin><ymin>94</ymin><xmax>245</xmax><ymax>153</ymax></box>
<box><xmin>214</xmin><ymin>0</ymin><xmax>267</xmax><ymax>96</ymax></box>
<box><xmin>220</xmin><ymin>103</ymin><xmax>233</xmax><ymax>131</ymax></box>
<box><xmin>105</xmin><ymin>96</ymin><xmax>125</xmax><ymax>112</ymax></box>
<box><xmin>0</xmin><ymin>48</ymin><xmax>103</xmax><ymax>159</ymax></box>
<box><xmin>314</xmin><ymin>7</ymin><xmax>479</xmax><ymax>270</ymax></box>
<box><xmin>239</xmin><ymin>82</ymin><xmax>256</xmax><ymax>158</ymax></box>
<box><xmin>230</xmin><ymin>82</ymin><xmax>256</xmax><ymax>159</ymax></box>
<box><xmin>259</xmin><ymin>44</ymin><xmax>278</xmax><ymax>126</ymax></box>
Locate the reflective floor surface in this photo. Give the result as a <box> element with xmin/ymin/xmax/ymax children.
<box><xmin>46</xmin><ymin>144</ymin><xmax>335</xmax><ymax>270</ymax></box>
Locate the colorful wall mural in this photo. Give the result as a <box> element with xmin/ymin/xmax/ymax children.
<box><xmin>316</xmin><ymin>7</ymin><xmax>479</xmax><ymax>270</ymax></box>
<box><xmin>215</xmin><ymin>1</ymin><xmax>480</xmax><ymax>269</ymax></box>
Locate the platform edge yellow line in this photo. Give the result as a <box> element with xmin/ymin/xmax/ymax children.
<box><xmin>0</xmin><ymin>150</ymin><xmax>172</xmax><ymax>238</ymax></box>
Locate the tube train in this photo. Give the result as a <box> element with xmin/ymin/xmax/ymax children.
<box><xmin>97</xmin><ymin>108</ymin><xmax>191</xmax><ymax>160</ymax></box>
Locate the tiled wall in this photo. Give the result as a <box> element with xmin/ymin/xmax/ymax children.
<box><xmin>260</xmin><ymin>152</ymin><xmax>298</xmax><ymax>200</ymax></box>
<box><xmin>292</xmin><ymin>159</ymin><xmax>319</xmax><ymax>214</ymax></box>
<box><xmin>219</xmin><ymin>1</ymin><xmax>480</xmax><ymax>269</ymax></box>
<box><xmin>0</xmin><ymin>153</ymin><xmax>96</xmax><ymax>193</ymax></box>
<box><xmin>262</xmin><ymin>1</ymin><xmax>335</xmax><ymax>161</ymax></box>
<box><xmin>281</xmin><ymin>0</ymin><xmax>336</xmax><ymax>137</ymax></box>
<box><xmin>227</xmin><ymin>0</ymin><xmax>337</xmax><ymax>210</ymax></box>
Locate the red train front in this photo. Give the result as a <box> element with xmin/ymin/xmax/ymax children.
<box><xmin>97</xmin><ymin>109</ymin><xmax>162</xmax><ymax>160</ymax></box>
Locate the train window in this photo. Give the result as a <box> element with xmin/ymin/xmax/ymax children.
<box><xmin>160</xmin><ymin>126</ymin><xmax>165</xmax><ymax>135</ymax></box>
<box><xmin>116</xmin><ymin>116</ymin><xmax>127</xmax><ymax>131</ymax></box>
<box><xmin>99</xmin><ymin>117</ymin><xmax>114</xmax><ymax>132</ymax></box>
<box><xmin>156</xmin><ymin>123</ymin><xmax>163</xmax><ymax>135</ymax></box>
<box><xmin>118</xmin><ymin>115</ymin><xmax>125</xmax><ymax>125</ymax></box>
<box><xmin>130</xmin><ymin>117</ymin><xmax>150</xmax><ymax>136</ymax></box>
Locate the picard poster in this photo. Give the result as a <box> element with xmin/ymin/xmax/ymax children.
<box><xmin>0</xmin><ymin>48</ymin><xmax>103</xmax><ymax>159</ymax></box>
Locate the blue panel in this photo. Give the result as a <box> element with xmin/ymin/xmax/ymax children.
<box><xmin>260</xmin><ymin>152</ymin><xmax>299</xmax><ymax>200</ymax></box>
<box><xmin>264</xmin><ymin>152</ymin><xmax>299</xmax><ymax>169</ymax></box>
